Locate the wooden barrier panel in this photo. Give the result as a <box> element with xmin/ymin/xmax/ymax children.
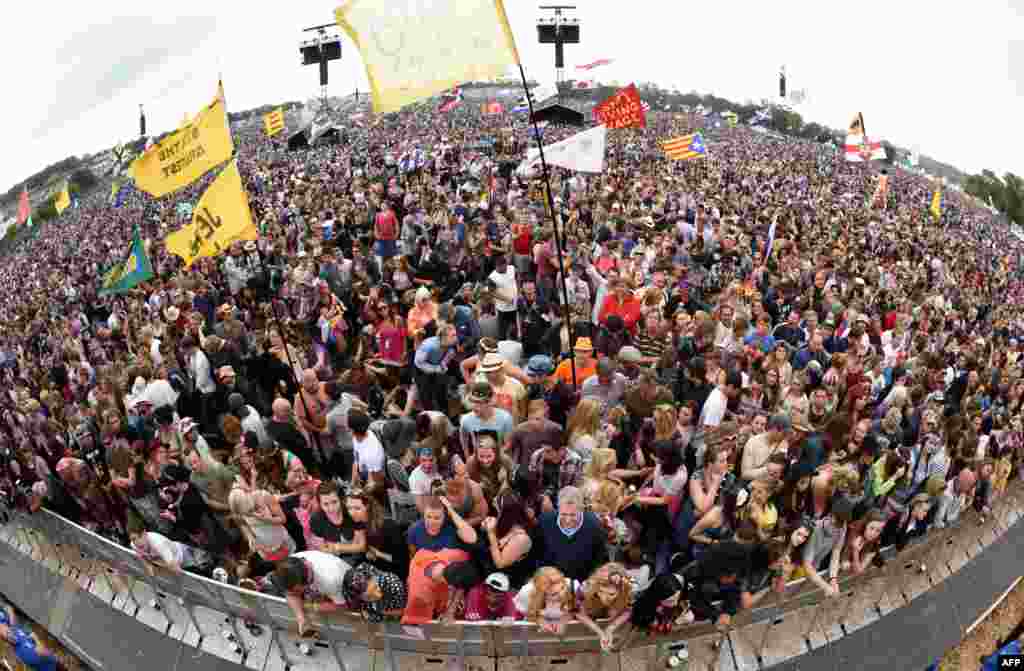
<box><xmin>376</xmin><ymin>651</ymin><xmax>492</xmax><ymax>671</ymax></box>
<box><xmin>803</xmin><ymin>587</ymin><xmax>856</xmax><ymax>648</ymax></box>
<box><xmin>754</xmin><ymin>605</ymin><xmax>815</xmax><ymax>667</ymax></box>
<box><xmin>496</xmin><ymin>652</ymin><xmax>620</xmax><ymax>671</ymax></box>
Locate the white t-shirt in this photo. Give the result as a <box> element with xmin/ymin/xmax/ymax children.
<box><xmin>353</xmin><ymin>432</ymin><xmax>386</xmax><ymax>477</ymax></box>
<box><xmin>699</xmin><ymin>387</ymin><xmax>728</xmax><ymax>429</ymax></box>
<box><xmin>489</xmin><ymin>267</ymin><xmax>518</xmax><ymax>313</ymax></box>
<box><xmin>143</xmin><ymin>532</ymin><xmax>187</xmax><ymax>565</ymax></box>
<box><xmin>292</xmin><ymin>551</ymin><xmax>352</xmax><ymax>604</ymax></box>
<box><xmin>694</xmin><ymin>387</ymin><xmax>728</xmax><ymax>467</ymax></box>
<box><xmin>409</xmin><ymin>466</ymin><xmax>441</xmax><ymax>496</ymax></box>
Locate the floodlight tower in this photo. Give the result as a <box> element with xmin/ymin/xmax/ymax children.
<box><xmin>299</xmin><ymin>23</ymin><xmax>343</xmax><ymax>111</ymax></box>
<box><xmin>537</xmin><ymin>6</ymin><xmax>580</xmax><ymax>95</ymax></box>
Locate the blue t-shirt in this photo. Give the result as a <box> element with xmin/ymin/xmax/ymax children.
<box><xmin>406</xmin><ymin>519</ymin><xmax>468</xmax><ymax>552</ymax></box>
<box><xmin>0</xmin><ymin>612</ymin><xmax>57</xmax><ymax>671</ymax></box>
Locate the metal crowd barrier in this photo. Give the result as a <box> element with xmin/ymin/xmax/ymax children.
<box><xmin>0</xmin><ymin>480</ymin><xmax>1021</xmax><ymax>671</ymax></box>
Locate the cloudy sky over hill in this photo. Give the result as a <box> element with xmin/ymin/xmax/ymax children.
<box><xmin>3</xmin><ymin>0</ymin><xmax>1021</xmax><ymax>192</ymax></box>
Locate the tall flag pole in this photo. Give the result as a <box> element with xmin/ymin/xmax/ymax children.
<box><xmin>518</xmin><ymin>65</ymin><xmax>577</xmax><ymax>388</ymax></box>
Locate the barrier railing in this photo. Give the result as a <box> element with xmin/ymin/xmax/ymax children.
<box><xmin>1</xmin><ymin>481</ymin><xmax>1021</xmax><ymax>671</ymax></box>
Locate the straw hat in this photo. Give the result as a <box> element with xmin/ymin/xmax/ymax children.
<box><xmin>573</xmin><ymin>337</ymin><xmax>594</xmax><ymax>353</ymax></box>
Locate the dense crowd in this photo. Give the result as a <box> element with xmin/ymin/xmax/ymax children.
<box><xmin>2</xmin><ymin>99</ymin><xmax>1023</xmax><ymax>652</ymax></box>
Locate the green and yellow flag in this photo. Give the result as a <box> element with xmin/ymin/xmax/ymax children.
<box><xmin>54</xmin><ymin>183</ymin><xmax>71</xmax><ymax>214</ymax></box>
<box><xmin>99</xmin><ymin>226</ymin><xmax>154</xmax><ymax>295</ymax></box>
<box><xmin>165</xmin><ymin>159</ymin><xmax>257</xmax><ymax>268</ymax></box>
<box><xmin>335</xmin><ymin>0</ymin><xmax>520</xmax><ymax>114</ymax></box>
<box><xmin>129</xmin><ymin>91</ymin><xmax>234</xmax><ymax>198</ymax></box>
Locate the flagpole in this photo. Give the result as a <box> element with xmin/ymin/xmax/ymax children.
<box><xmin>253</xmin><ymin>245</ymin><xmax>330</xmax><ymax>471</ymax></box>
<box><xmin>517</xmin><ymin>65</ymin><xmax>577</xmax><ymax>388</ymax></box>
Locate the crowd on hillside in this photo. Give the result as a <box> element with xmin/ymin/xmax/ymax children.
<box><xmin>1</xmin><ymin>99</ymin><xmax>1023</xmax><ymax>650</ymax></box>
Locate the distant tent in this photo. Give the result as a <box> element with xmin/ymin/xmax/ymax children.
<box><xmin>531</xmin><ymin>103</ymin><xmax>585</xmax><ymax>127</ymax></box>
<box><xmin>288</xmin><ymin>130</ymin><xmax>309</xmax><ymax>151</ymax></box>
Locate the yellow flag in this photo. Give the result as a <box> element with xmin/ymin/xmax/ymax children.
<box><xmin>335</xmin><ymin>0</ymin><xmax>520</xmax><ymax>114</ymax></box>
<box><xmin>930</xmin><ymin>186</ymin><xmax>942</xmax><ymax>220</ymax></box>
<box><xmin>54</xmin><ymin>183</ymin><xmax>71</xmax><ymax>214</ymax></box>
<box><xmin>264</xmin><ymin>108</ymin><xmax>285</xmax><ymax>137</ymax></box>
<box><xmin>129</xmin><ymin>95</ymin><xmax>234</xmax><ymax>198</ymax></box>
<box><xmin>164</xmin><ymin>160</ymin><xmax>257</xmax><ymax>268</ymax></box>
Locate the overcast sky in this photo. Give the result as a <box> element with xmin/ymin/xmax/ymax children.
<box><xmin>3</xmin><ymin>0</ymin><xmax>1022</xmax><ymax>194</ymax></box>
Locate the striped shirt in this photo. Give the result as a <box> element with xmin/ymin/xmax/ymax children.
<box><xmin>633</xmin><ymin>332</ymin><xmax>669</xmax><ymax>361</ymax></box>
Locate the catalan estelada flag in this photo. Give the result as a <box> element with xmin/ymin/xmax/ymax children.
<box><xmin>662</xmin><ymin>133</ymin><xmax>706</xmax><ymax>161</ymax></box>
<box><xmin>263</xmin><ymin>108</ymin><xmax>285</xmax><ymax>137</ymax></box>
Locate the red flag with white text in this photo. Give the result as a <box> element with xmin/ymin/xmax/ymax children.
<box><xmin>593</xmin><ymin>83</ymin><xmax>646</xmax><ymax>129</ymax></box>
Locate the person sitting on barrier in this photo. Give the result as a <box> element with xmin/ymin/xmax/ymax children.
<box><xmin>270</xmin><ymin>550</ymin><xmax>354</xmax><ymax>637</ymax></box>
<box><xmin>534</xmin><ymin>485</ymin><xmax>608</xmax><ymax>584</ymax></box>
<box><xmin>576</xmin><ymin>562</ymin><xmax>633</xmax><ymax>652</ymax></box>
<box><xmin>0</xmin><ymin>605</ymin><xmax>59</xmax><ymax>671</ymax></box>
<box><xmin>629</xmin><ymin>572</ymin><xmax>692</xmax><ymax>634</ymax></box>
<box><xmin>800</xmin><ymin>495</ymin><xmax>854</xmax><ymax>598</ymax></box>
<box><xmin>341</xmin><ymin>563</ymin><xmax>407</xmax><ymax>623</ymax></box>
<box><xmin>514</xmin><ymin>566</ymin><xmax>581</xmax><ymax>635</ymax></box>
<box><xmin>840</xmin><ymin>508</ymin><xmax>887</xmax><ymax>575</ymax></box>
<box><xmin>127</xmin><ymin>510</ymin><xmax>214</xmax><ymax>577</ymax></box>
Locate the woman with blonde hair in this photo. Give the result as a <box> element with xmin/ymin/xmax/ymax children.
<box><xmin>514</xmin><ymin>566</ymin><xmax>580</xmax><ymax>635</ymax></box>
<box><xmin>228</xmin><ymin>488</ymin><xmax>294</xmax><ymax>579</ymax></box>
<box><xmin>407</xmin><ymin>287</ymin><xmax>438</xmax><ymax>342</ymax></box>
<box><xmin>577</xmin><ymin>562</ymin><xmax>634</xmax><ymax>651</ymax></box>
<box><xmin>743</xmin><ymin>479</ymin><xmax>779</xmax><ymax>543</ymax></box>
<box><xmin>582</xmin><ymin>447</ymin><xmax>627</xmax><ymax>504</ymax></box>
<box><xmin>567</xmin><ymin>398</ymin><xmax>606</xmax><ymax>464</ymax></box>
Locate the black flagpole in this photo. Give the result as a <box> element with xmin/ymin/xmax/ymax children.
<box><xmin>253</xmin><ymin>246</ymin><xmax>328</xmax><ymax>470</ymax></box>
<box><xmin>517</xmin><ymin>65</ymin><xmax>577</xmax><ymax>388</ymax></box>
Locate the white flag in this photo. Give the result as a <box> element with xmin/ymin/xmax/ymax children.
<box><xmin>520</xmin><ymin>125</ymin><xmax>607</xmax><ymax>174</ymax></box>
<box><xmin>530</xmin><ymin>82</ymin><xmax>559</xmax><ymax>105</ymax></box>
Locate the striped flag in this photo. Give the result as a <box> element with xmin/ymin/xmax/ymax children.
<box><xmin>662</xmin><ymin>133</ymin><xmax>707</xmax><ymax>161</ymax></box>
<box><xmin>263</xmin><ymin>108</ymin><xmax>285</xmax><ymax>137</ymax></box>
<box><xmin>576</xmin><ymin>58</ymin><xmax>614</xmax><ymax>70</ymax></box>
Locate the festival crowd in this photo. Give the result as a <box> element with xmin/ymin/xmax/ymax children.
<box><xmin>1</xmin><ymin>98</ymin><xmax>1023</xmax><ymax>651</ymax></box>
